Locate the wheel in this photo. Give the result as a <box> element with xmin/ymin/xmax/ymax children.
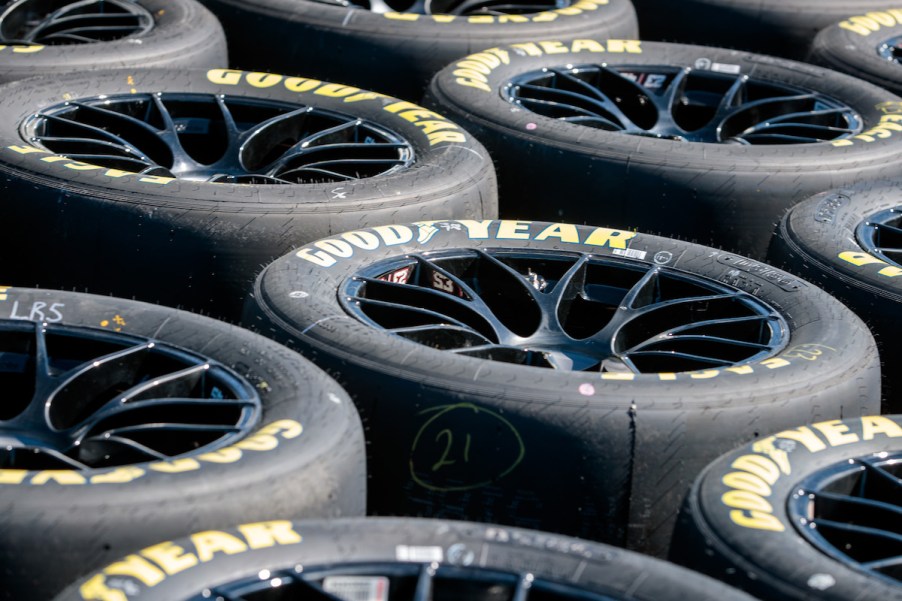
<box><xmin>0</xmin><ymin>68</ymin><xmax>496</xmax><ymax>321</ymax></box>
<box><xmin>767</xmin><ymin>181</ymin><xmax>902</xmax><ymax>413</ymax></box>
<box><xmin>631</xmin><ymin>0</ymin><xmax>902</xmax><ymax>60</ymax></box>
<box><xmin>810</xmin><ymin>10</ymin><xmax>902</xmax><ymax>96</ymax></box>
<box><xmin>0</xmin><ymin>0</ymin><xmax>227</xmax><ymax>82</ymax></box>
<box><xmin>198</xmin><ymin>0</ymin><xmax>639</xmax><ymax>100</ymax></box>
<box><xmin>0</xmin><ymin>287</ymin><xmax>366</xmax><ymax>601</ymax></box>
<box><xmin>243</xmin><ymin>219</ymin><xmax>880</xmax><ymax>557</ymax></box>
<box><xmin>56</xmin><ymin>517</ymin><xmax>760</xmax><ymax>601</ymax></box>
<box><xmin>671</xmin><ymin>414</ymin><xmax>902</xmax><ymax>601</ymax></box>
<box><xmin>424</xmin><ymin>40</ymin><xmax>902</xmax><ymax>260</ymax></box>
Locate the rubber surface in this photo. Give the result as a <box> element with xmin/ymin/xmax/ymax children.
<box><xmin>199</xmin><ymin>0</ymin><xmax>639</xmax><ymax>100</ymax></box>
<box><xmin>0</xmin><ymin>287</ymin><xmax>366</xmax><ymax>601</ymax></box>
<box><xmin>672</xmin><ymin>415</ymin><xmax>902</xmax><ymax>601</ymax></box>
<box><xmin>767</xmin><ymin>182</ymin><xmax>902</xmax><ymax>413</ymax></box>
<box><xmin>0</xmin><ymin>0</ymin><xmax>227</xmax><ymax>82</ymax></box>
<box><xmin>57</xmin><ymin>517</ymin><xmax>760</xmax><ymax>601</ymax></box>
<box><xmin>0</xmin><ymin>68</ymin><xmax>496</xmax><ymax>320</ymax></box>
<box><xmin>810</xmin><ymin>10</ymin><xmax>902</xmax><ymax>96</ymax></box>
<box><xmin>244</xmin><ymin>219</ymin><xmax>880</xmax><ymax>557</ymax></box>
<box><xmin>632</xmin><ymin>0</ymin><xmax>902</xmax><ymax>59</ymax></box>
<box><xmin>425</xmin><ymin>40</ymin><xmax>902</xmax><ymax>260</ymax></box>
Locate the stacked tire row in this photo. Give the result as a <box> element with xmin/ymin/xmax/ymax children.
<box><xmin>0</xmin><ymin>1</ymin><xmax>899</xmax><ymax>600</ymax></box>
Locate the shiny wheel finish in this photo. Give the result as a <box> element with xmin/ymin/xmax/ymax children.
<box><xmin>0</xmin><ymin>0</ymin><xmax>153</xmax><ymax>45</ymax></box>
<box><xmin>506</xmin><ymin>65</ymin><xmax>862</xmax><ymax>144</ymax></box>
<box><xmin>0</xmin><ymin>320</ymin><xmax>260</xmax><ymax>471</ymax></box>
<box><xmin>789</xmin><ymin>452</ymin><xmax>902</xmax><ymax>585</ymax></box>
<box><xmin>856</xmin><ymin>207</ymin><xmax>902</xmax><ymax>267</ymax></box>
<box><xmin>341</xmin><ymin>249</ymin><xmax>787</xmax><ymax>373</ymax></box>
<box><xmin>22</xmin><ymin>93</ymin><xmax>414</xmax><ymax>184</ymax></box>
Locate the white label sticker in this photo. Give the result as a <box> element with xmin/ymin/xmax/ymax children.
<box><xmin>322</xmin><ymin>576</ymin><xmax>390</xmax><ymax>601</ymax></box>
<box><xmin>396</xmin><ymin>545</ymin><xmax>444</xmax><ymax>563</ymax></box>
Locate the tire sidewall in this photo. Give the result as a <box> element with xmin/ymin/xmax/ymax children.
<box><xmin>677</xmin><ymin>415</ymin><xmax>902</xmax><ymax>601</ymax></box>
<box><xmin>0</xmin><ymin>288</ymin><xmax>365</xmax><ymax>599</ymax></box>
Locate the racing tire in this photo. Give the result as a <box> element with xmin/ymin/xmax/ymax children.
<box><xmin>631</xmin><ymin>0</ymin><xmax>902</xmax><ymax>60</ymax></box>
<box><xmin>766</xmin><ymin>182</ymin><xmax>902</xmax><ymax>414</ymax></box>
<box><xmin>57</xmin><ymin>517</ymin><xmax>761</xmax><ymax>601</ymax></box>
<box><xmin>197</xmin><ymin>0</ymin><xmax>638</xmax><ymax>100</ymax></box>
<box><xmin>425</xmin><ymin>40</ymin><xmax>902</xmax><ymax>261</ymax></box>
<box><xmin>671</xmin><ymin>415</ymin><xmax>902</xmax><ymax>601</ymax></box>
<box><xmin>0</xmin><ymin>0</ymin><xmax>227</xmax><ymax>82</ymax></box>
<box><xmin>243</xmin><ymin>219</ymin><xmax>881</xmax><ymax>557</ymax></box>
<box><xmin>0</xmin><ymin>68</ymin><xmax>496</xmax><ymax>321</ymax></box>
<box><xmin>810</xmin><ymin>10</ymin><xmax>902</xmax><ymax>96</ymax></box>
<box><xmin>0</xmin><ymin>287</ymin><xmax>366</xmax><ymax>601</ymax></box>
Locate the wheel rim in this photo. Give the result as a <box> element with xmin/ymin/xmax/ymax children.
<box><xmin>188</xmin><ymin>562</ymin><xmax>624</xmax><ymax>600</ymax></box>
<box><xmin>309</xmin><ymin>0</ymin><xmax>570</xmax><ymax>15</ymax></box>
<box><xmin>340</xmin><ymin>249</ymin><xmax>787</xmax><ymax>373</ymax></box>
<box><xmin>21</xmin><ymin>94</ymin><xmax>415</xmax><ymax>184</ymax></box>
<box><xmin>855</xmin><ymin>207</ymin><xmax>902</xmax><ymax>268</ymax></box>
<box><xmin>789</xmin><ymin>452</ymin><xmax>902</xmax><ymax>585</ymax></box>
<box><xmin>0</xmin><ymin>0</ymin><xmax>153</xmax><ymax>45</ymax></box>
<box><xmin>0</xmin><ymin>320</ymin><xmax>261</xmax><ymax>470</ymax></box>
<box><xmin>505</xmin><ymin>65</ymin><xmax>862</xmax><ymax>144</ymax></box>
<box><xmin>878</xmin><ymin>35</ymin><xmax>902</xmax><ymax>64</ymax></box>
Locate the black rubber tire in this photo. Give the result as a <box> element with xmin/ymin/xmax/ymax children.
<box><xmin>0</xmin><ymin>68</ymin><xmax>496</xmax><ymax>321</ymax></box>
<box><xmin>810</xmin><ymin>10</ymin><xmax>902</xmax><ymax>96</ymax></box>
<box><xmin>0</xmin><ymin>287</ymin><xmax>366</xmax><ymax>601</ymax></box>
<box><xmin>631</xmin><ymin>0</ymin><xmax>902</xmax><ymax>60</ymax></box>
<box><xmin>56</xmin><ymin>517</ymin><xmax>760</xmax><ymax>601</ymax></box>
<box><xmin>671</xmin><ymin>415</ymin><xmax>902</xmax><ymax>601</ymax></box>
<box><xmin>766</xmin><ymin>182</ymin><xmax>902</xmax><ymax>414</ymax></box>
<box><xmin>0</xmin><ymin>0</ymin><xmax>227</xmax><ymax>82</ymax></box>
<box><xmin>198</xmin><ymin>0</ymin><xmax>639</xmax><ymax>101</ymax></box>
<box><xmin>243</xmin><ymin>219</ymin><xmax>880</xmax><ymax>558</ymax></box>
<box><xmin>425</xmin><ymin>40</ymin><xmax>902</xmax><ymax>261</ymax></box>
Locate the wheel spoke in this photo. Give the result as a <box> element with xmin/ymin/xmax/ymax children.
<box><xmin>413</xmin><ymin>563</ymin><xmax>435</xmax><ymax>601</ymax></box>
<box><xmin>509</xmin><ymin>65</ymin><xmax>858</xmax><ymax>145</ymax></box>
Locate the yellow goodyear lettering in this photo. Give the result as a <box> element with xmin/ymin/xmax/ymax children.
<box><xmin>1</xmin><ymin>419</ymin><xmax>303</xmax><ymax>487</ymax></box>
<box><xmin>190</xmin><ymin>530</ymin><xmax>248</xmax><ymax>561</ymax></box>
<box><xmin>7</xmin><ymin>144</ymin><xmax>49</xmax><ymax>155</ymax></box>
<box><xmin>207</xmin><ymin>68</ymin><xmax>243</xmax><ymax>85</ymax></box>
<box><xmin>383</xmin><ymin>100</ymin><xmax>466</xmax><ymax>145</ymax></box>
<box><xmin>861</xmin><ymin>415</ymin><xmax>902</xmax><ymax>440</ymax></box>
<box><xmin>284</xmin><ymin>77</ymin><xmax>321</xmax><ymax>93</ymax></box>
<box><xmin>723</xmin><ymin>416</ymin><xmax>902</xmax><ymax>535</ymax></box>
<box><xmin>505</xmin><ymin>39</ymin><xmax>641</xmax><ymax>62</ymax></box>
<box><xmin>838</xmin><ymin>251</ymin><xmax>902</xmax><ymax>277</ymax></box>
<box><xmin>722</xmin><ymin>453</ymin><xmax>786</xmax><ymax>533</ymax></box>
<box><xmin>81</xmin><ymin>521</ymin><xmax>303</xmax><ymax>598</ymax></box>
<box><xmin>0</xmin><ymin>44</ymin><xmax>44</xmax><ymax>53</ymax></box>
<box><xmin>384</xmin><ymin>12</ymin><xmax>418</xmax><ymax>20</ymax></box>
<box><xmin>834</xmin><ymin>113</ymin><xmax>902</xmax><ymax>146</ymax></box>
<box><xmin>140</xmin><ymin>541</ymin><xmax>198</xmax><ymax>575</ymax></box>
<box><xmin>839</xmin><ymin>10</ymin><xmax>902</xmax><ymax>36</ymax></box>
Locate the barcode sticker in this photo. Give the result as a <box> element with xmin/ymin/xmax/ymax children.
<box><xmin>612</xmin><ymin>248</ymin><xmax>647</xmax><ymax>260</ymax></box>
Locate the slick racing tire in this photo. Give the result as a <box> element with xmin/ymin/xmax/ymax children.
<box><xmin>425</xmin><ymin>40</ymin><xmax>902</xmax><ymax>260</ymax></box>
<box><xmin>0</xmin><ymin>0</ymin><xmax>227</xmax><ymax>82</ymax></box>
<box><xmin>244</xmin><ymin>219</ymin><xmax>881</xmax><ymax>557</ymax></box>
<box><xmin>0</xmin><ymin>287</ymin><xmax>366</xmax><ymax>601</ymax></box>
<box><xmin>767</xmin><ymin>182</ymin><xmax>902</xmax><ymax>413</ymax></box>
<box><xmin>57</xmin><ymin>517</ymin><xmax>760</xmax><ymax>601</ymax></box>
<box><xmin>0</xmin><ymin>68</ymin><xmax>496</xmax><ymax>321</ymax></box>
<box><xmin>810</xmin><ymin>10</ymin><xmax>902</xmax><ymax>96</ymax></box>
<box><xmin>198</xmin><ymin>0</ymin><xmax>638</xmax><ymax>100</ymax></box>
<box><xmin>631</xmin><ymin>0</ymin><xmax>902</xmax><ymax>60</ymax></box>
<box><xmin>671</xmin><ymin>415</ymin><xmax>902</xmax><ymax>601</ymax></box>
